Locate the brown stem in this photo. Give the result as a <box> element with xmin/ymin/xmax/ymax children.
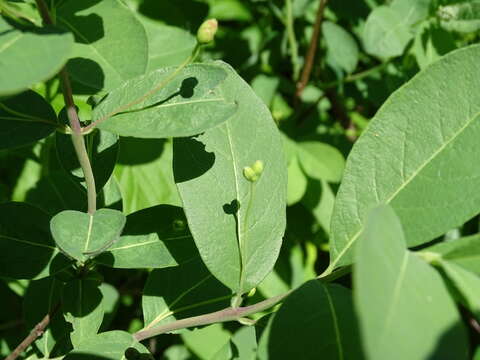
<box><xmin>295</xmin><ymin>0</ymin><xmax>328</xmax><ymax>101</ymax></box>
<box><xmin>6</xmin><ymin>303</ymin><xmax>60</xmax><ymax>360</ymax></box>
<box><xmin>133</xmin><ymin>266</ymin><xmax>351</xmax><ymax>341</ymax></box>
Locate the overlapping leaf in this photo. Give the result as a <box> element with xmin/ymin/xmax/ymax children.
<box><xmin>173</xmin><ymin>61</ymin><xmax>287</xmax><ymax>295</ymax></box>
<box><xmin>94</xmin><ymin>64</ymin><xmax>237</xmax><ymax>138</ymax></box>
<box><xmin>329</xmin><ymin>45</ymin><xmax>480</xmax><ymax>268</ymax></box>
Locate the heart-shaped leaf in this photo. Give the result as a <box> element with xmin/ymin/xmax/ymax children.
<box><xmin>50</xmin><ymin>209</ymin><xmax>126</xmax><ymax>263</ymax></box>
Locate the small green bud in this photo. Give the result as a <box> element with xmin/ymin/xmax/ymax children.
<box><xmin>196</xmin><ymin>18</ymin><xmax>218</xmax><ymax>44</ymax></box>
<box><xmin>251</xmin><ymin>160</ymin><xmax>264</xmax><ymax>175</ymax></box>
<box><xmin>247</xmin><ymin>287</ymin><xmax>256</xmax><ymax>297</ymax></box>
<box><xmin>243</xmin><ymin>166</ymin><xmax>259</xmax><ymax>182</ymax></box>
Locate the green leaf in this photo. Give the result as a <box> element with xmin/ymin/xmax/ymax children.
<box><xmin>24</xmin><ymin>277</ymin><xmax>70</xmax><ymax>358</ymax></box>
<box><xmin>390</xmin><ymin>0</ymin><xmax>431</xmax><ymax>26</ymax></box>
<box><xmin>173</xmin><ymin>61</ymin><xmax>287</xmax><ymax>295</ymax></box>
<box><xmin>355</xmin><ymin>205</ymin><xmax>468</xmax><ymax>360</ymax></box>
<box><xmin>0</xmin><ymin>17</ymin><xmax>73</xmax><ymax>96</ymax></box>
<box><xmin>296</xmin><ymin>141</ymin><xmax>345</xmax><ymax>183</ymax></box>
<box><xmin>412</xmin><ymin>22</ymin><xmax>456</xmax><ymax>70</ymax></box>
<box><xmin>329</xmin><ymin>45</ymin><xmax>480</xmax><ymax>268</ymax></box>
<box><xmin>206</xmin><ymin>0</ymin><xmax>252</xmax><ymax>21</ymax></box>
<box><xmin>0</xmin><ymin>202</ymin><xmax>71</xmax><ymax>279</ymax></box>
<box><xmin>63</xmin><ymin>277</ymin><xmax>105</xmax><ymax>348</ymax></box>
<box><xmin>94</xmin><ymin>64</ymin><xmax>237</xmax><ymax>138</ymax></box>
<box><xmin>56</xmin><ymin>128</ymin><xmax>119</xmax><ymax>192</ymax></box>
<box><xmin>181</xmin><ymin>324</ymin><xmax>231</xmax><ymax>360</ymax></box>
<box><xmin>421</xmin><ymin>234</ymin><xmax>480</xmax><ymax>275</ymax></box>
<box><xmin>95</xmin><ymin>205</ymin><xmax>192</xmax><ymax>269</ymax></box>
<box><xmin>63</xmin><ymin>331</ymin><xmax>152</xmax><ymax>359</ymax></box>
<box><xmin>323</xmin><ymin>21</ymin><xmax>359</xmax><ymax>74</ymax></box>
<box><xmin>141</xmin><ymin>19</ymin><xmax>196</xmax><ymax>72</ymax></box>
<box><xmin>362</xmin><ymin>6</ymin><xmax>412</xmax><ymax>59</ymax></box>
<box><xmin>438</xmin><ymin>1</ymin><xmax>480</xmax><ymax>33</ymax></box>
<box><xmin>302</xmin><ymin>178</ymin><xmax>336</xmax><ymax>233</ymax></box>
<box><xmin>258</xmin><ymin>281</ymin><xmax>363</xmax><ymax>360</ymax></box>
<box><xmin>437</xmin><ymin>260</ymin><xmax>480</xmax><ymax>322</ymax></box>
<box><xmin>114</xmin><ymin>138</ymin><xmax>181</xmax><ymax>215</ymax></box>
<box><xmin>251</xmin><ymin>75</ymin><xmax>279</xmax><ymax>107</ymax></box>
<box><xmin>50</xmin><ymin>208</ymin><xmax>126</xmax><ymax>263</ymax></box>
<box><xmin>56</xmin><ymin>0</ymin><xmax>148</xmax><ymax>92</ymax></box>
<box><xmin>287</xmin><ymin>155</ymin><xmax>307</xmax><ymax>206</ymax></box>
<box><xmin>0</xmin><ymin>90</ymin><xmax>57</xmax><ymax>150</ymax></box>
<box><xmin>212</xmin><ymin>326</ymin><xmax>257</xmax><ymax>360</ymax></box>
<box><xmin>142</xmin><ymin>255</ymin><xmax>230</xmax><ymax>332</ymax></box>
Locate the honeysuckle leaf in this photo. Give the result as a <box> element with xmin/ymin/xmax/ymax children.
<box><xmin>24</xmin><ymin>277</ymin><xmax>70</xmax><ymax>358</ymax></box>
<box><xmin>296</xmin><ymin>141</ymin><xmax>345</xmax><ymax>183</ymax></box>
<box><xmin>94</xmin><ymin>205</ymin><xmax>192</xmax><ymax>269</ymax></box>
<box><xmin>421</xmin><ymin>234</ymin><xmax>480</xmax><ymax>275</ymax></box>
<box><xmin>437</xmin><ymin>260</ymin><xmax>480</xmax><ymax>322</ymax></box>
<box><xmin>94</xmin><ymin>64</ymin><xmax>237</xmax><ymax>138</ymax></box>
<box><xmin>56</xmin><ymin>0</ymin><xmax>148</xmax><ymax>92</ymax></box>
<box><xmin>323</xmin><ymin>21</ymin><xmax>359</xmax><ymax>74</ymax></box>
<box><xmin>173</xmin><ymin>61</ymin><xmax>287</xmax><ymax>295</ymax></box>
<box><xmin>63</xmin><ymin>276</ymin><xmax>105</xmax><ymax>348</ymax></box>
<box><xmin>0</xmin><ymin>90</ymin><xmax>58</xmax><ymax>150</ymax></box>
<box><xmin>142</xmin><ymin>254</ymin><xmax>230</xmax><ymax>332</ymax></box>
<box><xmin>355</xmin><ymin>205</ymin><xmax>468</xmax><ymax>360</ymax></box>
<box><xmin>329</xmin><ymin>45</ymin><xmax>480</xmax><ymax>269</ymax></box>
<box><xmin>63</xmin><ymin>331</ymin><xmax>152</xmax><ymax>359</ymax></box>
<box><xmin>0</xmin><ymin>17</ymin><xmax>73</xmax><ymax>96</ymax></box>
<box><xmin>0</xmin><ymin>202</ymin><xmax>71</xmax><ymax>279</ymax></box>
<box><xmin>113</xmin><ymin>138</ymin><xmax>181</xmax><ymax>215</ymax></box>
<box><xmin>257</xmin><ymin>281</ymin><xmax>363</xmax><ymax>360</ymax></box>
<box><xmin>50</xmin><ymin>208</ymin><xmax>126</xmax><ymax>263</ymax></box>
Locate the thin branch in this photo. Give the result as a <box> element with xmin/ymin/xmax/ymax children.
<box><xmin>133</xmin><ymin>266</ymin><xmax>351</xmax><ymax>341</ymax></box>
<box><xmin>134</xmin><ymin>292</ymin><xmax>289</xmax><ymax>341</ymax></box>
<box><xmin>35</xmin><ymin>0</ymin><xmax>97</xmax><ymax>214</ymax></box>
<box><xmin>295</xmin><ymin>0</ymin><xmax>329</xmax><ymax>100</ymax></box>
<box><xmin>6</xmin><ymin>303</ymin><xmax>60</xmax><ymax>360</ymax></box>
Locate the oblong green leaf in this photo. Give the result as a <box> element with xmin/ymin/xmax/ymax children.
<box><xmin>56</xmin><ymin>0</ymin><xmax>148</xmax><ymax>91</ymax></box>
<box><xmin>0</xmin><ymin>90</ymin><xmax>57</xmax><ymax>150</ymax></box>
<box><xmin>258</xmin><ymin>281</ymin><xmax>364</xmax><ymax>360</ymax></box>
<box><xmin>50</xmin><ymin>208</ymin><xmax>126</xmax><ymax>263</ymax></box>
<box><xmin>323</xmin><ymin>21</ymin><xmax>359</xmax><ymax>74</ymax></box>
<box><xmin>95</xmin><ymin>205</ymin><xmax>192</xmax><ymax>269</ymax></box>
<box><xmin>296</xmin><ymin>141</ymin><xmax>345</xmax><ymax>183</ymax></box>
<box><xmin>355</xmin><ymin>206</ymin><xmax>468</xmax><ymax>360</ymax></box>
<box><xmin>0</xmin><ymin>202</ymin><xmax>70</xmax><ymax>279</ymax></box>
<box><xmin>173</xmin><ymin>61</ymin><xmax>287</xmax><ymax>295</ymax></box>
<box><xmin>94</xmin><ymin>64</ymin><xmax>237</xmax><ymax>138</ymax></box>
<box><xmin>362</xmin><ymin>6</ymin><xmax>412</xmax><ymax>59</ymax></box>
<box><xmin>0</xmin><ymin>18</ymin><xmax>73</xmax><ymax>95</ymax></box>
<box><xmin>330</xmin><ymin>45</ymin><xmax>480</xmax><ymax>268</ymax></box>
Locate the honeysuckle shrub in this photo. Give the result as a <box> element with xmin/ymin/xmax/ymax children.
<box><xmin>1</xmin><ymin>0</ymin><xmax>480</xmax><ymax>359</ymax></box>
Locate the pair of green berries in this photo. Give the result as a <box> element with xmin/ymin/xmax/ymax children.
<box><xmin>243</xmin><ymin>160</ymin><xmax>264</xmax><ymax>182</ymax></box>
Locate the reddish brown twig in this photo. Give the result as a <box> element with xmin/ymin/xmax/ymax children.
<box><xmin>295</xmin><ymin>0</ymin><xmax>329</xmax><ymax>101</ymax></box>
<box><xmin>6</xmin><ymin>303</ymin><xmax>61</xmax><ymax>360</ymax></box>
